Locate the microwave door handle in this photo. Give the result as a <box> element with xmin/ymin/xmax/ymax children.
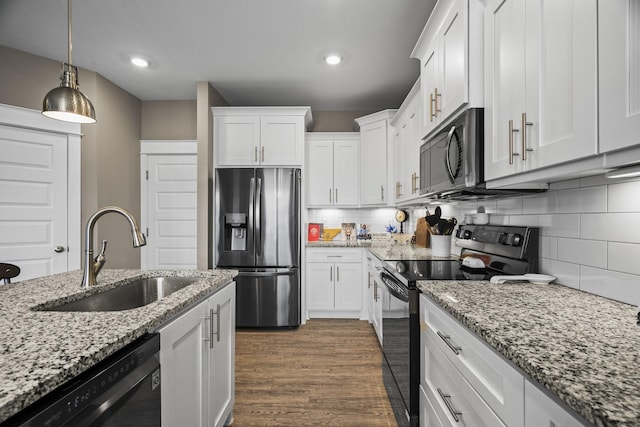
<box><xmin>445</xmin><ymin>126</ymin><xmax>456</xmax><ymax>183</ymax></box>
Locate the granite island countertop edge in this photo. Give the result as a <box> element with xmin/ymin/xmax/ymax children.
<box><xmin>0</xmin><ymin>268</ymin><xmax>237</xmax><ymax>423</ymax></box>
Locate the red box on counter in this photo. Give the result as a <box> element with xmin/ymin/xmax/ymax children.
<box><xmin>308</xmin><ymin>223</ymin><xmax>322</xmax><ymax>241</ymax></box>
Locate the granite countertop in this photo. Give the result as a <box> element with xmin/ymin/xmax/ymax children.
<box><xmin>369</xmin><ymin>244</ymin><xmax>458</xmax><ymax>262</ymax></box>
<box><xmin>0</xmin><ymin>268</ymin><xmax>237</xmax><ymax>423</ymax></box>
<box><xmin>418</xmin><ymin>280</ymin><xmax>640</xmax><ymax>427</ymax></box>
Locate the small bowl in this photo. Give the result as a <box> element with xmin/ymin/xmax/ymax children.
<box><xmin>474</xmin><ymin>213</ymin><xmax>489</xmax><ymax>225</ymax></box>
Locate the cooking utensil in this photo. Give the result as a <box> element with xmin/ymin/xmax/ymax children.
<box><xmin>445</xmin><ymin>217</ymin><xmax>457</xmax><ymax>234</ymax></box>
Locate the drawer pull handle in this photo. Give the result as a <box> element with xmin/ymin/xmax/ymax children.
<box><xmin>437</xmin><ymin>331</ymin><xmax>462</xmax><ymax>355</ymax></box>
<box><xmin>437</xmin><ymin>388</ymin><xmax>462</xmax><ymax>422</ymax></box>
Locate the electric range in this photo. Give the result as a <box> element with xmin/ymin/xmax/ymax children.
<box><xmin>379</xmin><ymin>224</ymin><xmax>539</xmax><ymax>427</ymax></box>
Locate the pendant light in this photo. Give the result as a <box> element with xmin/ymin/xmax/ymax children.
<box><xmin>42</xmin><ymin>0</ymin><xmax>96</xmax><ymax>124</ymax></box>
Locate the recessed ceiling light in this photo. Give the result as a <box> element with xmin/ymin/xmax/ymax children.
<box><xmin>324</xmin><ymin>54</ymin><xmax>342</xmax><ymax>65</ymax></box>
<box><xmin>131</xmin><ymin>57</ymin><xmax>149</xmax><ymax>68</ymax></box>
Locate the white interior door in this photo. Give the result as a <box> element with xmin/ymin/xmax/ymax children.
<box><xmin>0</xmin><ymin>124</ymin><xmax>69</xmax><ymax>281</ymax></box>
<box><xmin>144</xmin><ymin>153</ymin><xmax>197</xmax><ymax>269</ymax></box>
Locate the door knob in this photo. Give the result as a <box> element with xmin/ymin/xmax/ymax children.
<box><xmin>54</xmin><ymin>246</ymin><xmax>65</xmax><ymax>253</ymax></box>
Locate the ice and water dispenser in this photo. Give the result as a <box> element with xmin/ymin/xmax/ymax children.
<box><xmin>224</xmin><ymin>213</ymin><xmax>247</xmax><ymax>251</ymax></box>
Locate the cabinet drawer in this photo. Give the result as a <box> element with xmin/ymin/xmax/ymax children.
<box><xmin>422</xmin><ymin>332</ymin><xmax>506</xmax><ymax>427</ymax></box>
<box><xmin>420</xmin><ymin>384</ymin><xmax>445</xmax><ymax>427</ymax></box>
<box><xmin>306</xmin><ymin>248</ymin><xmax>362</xmax><ymax>263</ymax></box>
<box><xmin>525</xmin><ymin>380</ymin><xmax>589</xmax><ymax>427</ymax></box>
<box><xmin>420</xmin><ymin>295</ymin><xmax>524</xmax><ymax>427</ymax></box>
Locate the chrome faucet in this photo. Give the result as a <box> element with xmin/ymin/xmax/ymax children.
<box><xmin>82</xmin><ymin>206</ymin><xmax>146</xmax><ymax>287</ymax></box>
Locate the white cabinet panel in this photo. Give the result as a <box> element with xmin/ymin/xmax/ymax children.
<box><xmin>213</xmin><ymin>107</ymin><xmax>310</xmax><ymax>167</ymax></box>
<box><xmin>422</xmin><ymin>297</ymin><xmax>524</xmax><ymax>426</ymax></box>
<box><xmin>306</xmin><ymin>140</ymin><xmax>334</xmax><ymax>206</ymax></box>
<box><xmin>306</xmin><ymin>248</ymin><xmax>363</xmax><ymax>318</ymax></box>
<box><xmin>215</xmin><ymin>115</ymin><xmax>261</xmax><ymax>166</ymax></box>
<box><xmin>306</xmin><ymin>134</ymin><xmax>359</xmax><ymax>207</ymax></box>
<box><xmin>260</xmin><ymin>115</ymin><xmax>304</xmax><ymax>165</ymax></box>
<box><xmin>159</xmin><ymin>297</ymin><xmax>208</xmax><ymax>426</ymax></box>
<box><xmin>599</xmin><ymin>0</ymin><xmax>640</xmax><ymax>153</ymax></box>
<box><xmin>412</xmin><ymin>0</ymin><xmax>482</xmax><ymax>140</ymax></box>
<box><xmin>485</xmin><ymin>0</ymin><xmax>597</xmax><ymax>180</ymax></box>
<box><xmin>525</xmin><ymin>380</ymin><xmax>589</xmax><ymax>427</ymax></box>
<box><xmin>359</xmin><ymin>121</ymin><xmax>388</xmax><ymax>206</ymax></box>
<box><xmin>158</xmin><ymin>281</ymin><xmax>236</xmax><ymax>427</ymax></box>
<box><xmin>391</xmin><ymin>82</ymin><xmax>422</xmax><ymax>203</ymax></box>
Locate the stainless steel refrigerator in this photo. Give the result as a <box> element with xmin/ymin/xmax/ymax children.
<box><xmin>215</xmin><ymin>168</ymin><xmax>300</xmax><ymax>328</ymax></box>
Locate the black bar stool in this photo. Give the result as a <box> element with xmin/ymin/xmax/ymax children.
<box><xmin>0</xmin><ymin>263</ymin><xmax>20</xmax><ymax>284</ymax></box>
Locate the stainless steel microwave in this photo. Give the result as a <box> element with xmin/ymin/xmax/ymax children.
<box><xmin>419</xmin><ymin>108</ymin><xmax>484</xmax><ymax>199</ymax></box>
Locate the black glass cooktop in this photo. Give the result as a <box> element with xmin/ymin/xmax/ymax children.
<box><xmin>383</xmin><ymin>259</ymin><xmax>495</xmax><ymax>287</ymax></box>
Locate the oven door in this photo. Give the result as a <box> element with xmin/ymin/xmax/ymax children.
<box><xmin>379</xmin><ymin>271</ymin><xmax>412</xmax><ymax>426</ymax></box>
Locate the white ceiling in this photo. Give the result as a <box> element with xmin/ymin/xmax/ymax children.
<box><xmin>0</xmin><ymin>0</ymin><xmax>436</xmax><ymax>111</ymax></box>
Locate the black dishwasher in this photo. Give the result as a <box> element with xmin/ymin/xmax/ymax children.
<box><xmin>4</xmin><ymin>334</ymin><xmax>161</xmax><ymax>427</ymax></box>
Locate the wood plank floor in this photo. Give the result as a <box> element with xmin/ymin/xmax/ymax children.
<box><xmin>233</xmin><ymin>319</ymin><xmax>398</xmax><ymax>426</ymax></box>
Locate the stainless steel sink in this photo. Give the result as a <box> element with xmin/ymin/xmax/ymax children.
<box><xmin>42</xmin><ymin>277</ymin><xmax>199</xmax><ymax>312</ymax></box>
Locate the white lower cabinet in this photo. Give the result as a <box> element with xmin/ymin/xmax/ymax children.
<box><xmin>365</xmin><ymin>253</ymin><xmax>383</xmax><ymax>345</ymax></box>
<box><xmin>420</xmin><ymin>384</ymin><xmax>445</xmax><ymax>427</ymax></box>
<box><xmin>525</xmin><ymin>380</ymin><xmax>589</xmax><ymax>427</ymax></box>
<box><xmin>420</xmin><ymin>294</ymin><xmax>592</xmax><ymax>427</ymax></box>
<box><xmin>306</xmin><ymin>248</ymin><xmax>363</xmax><ymax>318</ymax></box>
<box><xmin>422</xmin><ymin>331</ymin><xmax>507</xmax><ymax>426</ymax></box>
<box><xmin>157</xmin><ymin>281</ymin><xmax>236</xmax><ymax>427</ymax></box>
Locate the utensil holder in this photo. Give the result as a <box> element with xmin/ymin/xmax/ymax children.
<box><xmin>431</xmin><ymin>235</ymin><xmax>452</xmax><ymax>257</ymax></box>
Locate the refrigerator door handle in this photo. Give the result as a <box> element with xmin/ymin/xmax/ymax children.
<box><xmin>255</xmin><ymin>177</ymin><xmax>262</xmax><ymax>257</ymax></box>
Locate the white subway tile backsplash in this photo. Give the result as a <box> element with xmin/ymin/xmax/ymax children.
<box><xmin>307</xmin><ymin>172</ymin><xmax>640</xmax><ymax>303</ymax></box>
<box><xmin>539</xmin><ymin>236</ymin><xmax>558</xmax><ymax>259</ymax></box>
<box><xmin>580</xmin><ymin>266</ymin><xmax>640</xmax><ymax>306</ymax></box>
<box><xmin>508</xmin><ymin>215</ymin><xmax>539</xmax><ymax>226</ymax></box>
<box><xmin>539</xmin><ymin>259</ymin><xmax>580</xmax><ymax>289</ymax></box>
<box><xmin>557</xmin><ymin>238</ymin><xmax>607</xmax><ymax>269</ymax></box>
<box><xmin>538</xmin><ymin>214</ymin><xmax>581</xmax><ymax>238</ymax></box>
<box><xmin>557</xmin><ymin>186</ymin><xmax>607</xmax><ymax>213</ymax></box>
<box><xmin>608</xmin><ymin>180</ymin><xmax>640</xmax><ymax>212</ymax></box>
<box><xmin>581</xmin><ymin>213</ymin><xmax>640</xmax><ymax>243</ymax></box>
<box><xmin>496</xmin><ymin>197</ymin><xmax>523</xmax><ymax>215</ymax></box>
<box><xmin>522</xmin><ymin>192</ymin><xmax>557</xmax><ymax>214</ymax></box>
<box><xmin>608</xmin><ymin>242</ymin><xmax>640</xmax><ymax>275</ymax></box>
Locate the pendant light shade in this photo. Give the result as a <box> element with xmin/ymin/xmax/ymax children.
<box><xmin>42</xmin><ymin>0</ymin><xmax>96</xmax><ymax>124</ymax></box>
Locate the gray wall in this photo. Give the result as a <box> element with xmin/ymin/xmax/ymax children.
<box><xmin>311</xmin><ymin>110</ymin><xmax>375</xmax><ymax>132</ymax></box>
<box><xmin>0</xmin><ymin>45</ymin><xmax>143</xmax><ymax>269</ymax></box>
<box><xmin>141</xmin><ymin>100</ymin><xmax>197</xmax><ymax>140</ymax></box>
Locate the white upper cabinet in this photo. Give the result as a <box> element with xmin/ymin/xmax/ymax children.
<box><xmin>355</xmin><ymin>110</ymin><xmax>396</xmax><ymax>207</ymax></box>
<box><xmin>411</xmin><ymin>0</ymin><xmax>483</xmax><ymax>139</ymax></box>
<box><xmin>306</xmin><ymin>133</ymin><xmax>359</xmax><ymax>207</ymax></box>
<box><xmin>213</xmin><ymin>107</ymin><xmax>312</xmax><ymax>167</ymax></box>
<box><xmin>599</xmin><ymin>0</ymin><xmax>640</xmax><ymax>154</ymax></box>
<box><xmin>484</xmin><ymin>0</ymin><xmax>598</xmax><ymax>181</ymax></box>
<box><xmin>391</xmin><ymin>81</ymin><xmax>423</xmax><ymax>204</ymax></box>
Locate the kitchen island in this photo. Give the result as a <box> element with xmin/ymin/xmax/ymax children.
<box><xmin>0</xmin><ymin>268</ymin><xmax>237</xmax><ymax>423</ymax></box>
<box><xmin>418</xmin><ymin>279</ymin><xmax>640</xmax><ymax>427</ymax></box>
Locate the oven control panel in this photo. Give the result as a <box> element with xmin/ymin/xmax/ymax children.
<box><xmin>456</xmin><ymin>224</ymin><xmax>538</xmax><ymax>267</ymax></box>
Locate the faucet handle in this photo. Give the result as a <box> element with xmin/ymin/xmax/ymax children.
<box><xmin>94</xmin><ymin>240</ymin><xmax>107</xmax><ymax>275</ymax></box>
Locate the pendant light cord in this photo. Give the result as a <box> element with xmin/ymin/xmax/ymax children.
<box><xmin>68</xmin><ymin>0</ymin><xmax>72</xmax><ymax>66</ymax></box>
